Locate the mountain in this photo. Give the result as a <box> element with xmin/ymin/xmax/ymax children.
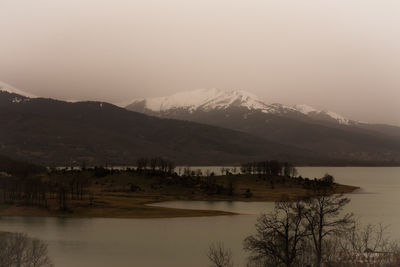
<box><xmin>126</xmin><ymin>88</ymin><xmax>355</xmax><ymax>125</ymax></box>
<box><xmin>126</xmin><ymin>89</ymin><xmax>400</xmax><ymax>165</ymax></box>
<box><xmin>1</xmin><ymin>86</ymin><xmax>399</xmax><ymax>166</ymax></box>
<box><xmin>0</xmin><ymin>89</ymin><xmax>330</xmax><ymax>166</ymax></box>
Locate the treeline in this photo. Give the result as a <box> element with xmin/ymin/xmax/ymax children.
<box><xmin>0</xmin><ymin>172</ymin><xmax>91</xmax><ymax>211</ymax></box>
<box><xmin>0</xmin><ymin>156</ymin><xmax>178</xmax><ymax>212</ymax></box>
<box><xmin>59</xmin><ymin>157</ymin><xmax>177</xmax><ymax>176</ymax></box>
<box><xmin>136</xmin><ymin>157</ymin><xmax>175</xmax><ymax>174</ymax></box>
<box><xmin>241</xmin><ymin>160</ymin><xmax>297</xmax><ymax>177</ymax></box>
<box><xmin>0</xmin><ymin>155</ymin><xmax>337</xmax><ymax>211</ymax></box>
<box><xmin>240</xmin><ymin>160</ymin><xmax>335</xmax><ymax>191</ymax></box>
<box><xmin>56</xmin><ymin>157</ymin><xmax>176</xmax><ymax>177</ymax></box>
<box><xmin>0</xmin><ymin>155</ymin><xmax>92</xmax><ymax>211</ymax></box>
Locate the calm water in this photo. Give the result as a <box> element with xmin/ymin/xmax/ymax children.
<box><xmin>0</xmin><ymin>167</ymin><xmax>399</xmax><ymax>267</ymax></box>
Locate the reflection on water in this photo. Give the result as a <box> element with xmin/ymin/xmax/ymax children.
<box><xmin>149</xmin><ymin>200</ymin><xmax>275</xmax><ymax>215</ymax></box>
<box><xmin>0</xmin><ymin>167</ymin><xmax>398</xmax><ymax>267</ymax></box>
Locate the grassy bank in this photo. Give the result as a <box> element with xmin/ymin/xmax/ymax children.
<box><xmin>0</xmin><ymin>171</ymin><xmax>358</xmax><ymax>219</ymax></box>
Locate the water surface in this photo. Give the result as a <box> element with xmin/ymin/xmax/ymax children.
<box><xmin>0</xmin><ymin>167</ymin><xmax>398</xmax><ymax>266</ymax></box>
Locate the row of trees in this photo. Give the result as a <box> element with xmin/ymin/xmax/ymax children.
<box><xmin>136</xmin><ymin>157</ymin><xmax>176</xmax><ymax>175</ymax></box>
<box><xmin>64</xmin><ymin>159</ymin><xmax>300</xmax><ymax>178</ymax></box>
<box><xmin>241</xmin><ymin>161</ymin><xmax>298</xmax><ymax>177</ymax></box>
<box><xmin>289</xmin><ymin>173</ymin><xmax>336</xmax><ymax>191</ymax></box>
<box><xmin>0</xmin><ymin>155</ymin><xmax>46</xmax><ymax>178</ymax></box>
<box><xmin>57</xmin><ymin>159</ymin><xmax>302</xmax><ymax>179</ymax></box>
<box><xmin>0</xmin><ymin>173</ymin><xmax>91</xmax><ymax>211</ymax></box>
<box><xmin>208</xmin><ymin>191</ymin><xmax>400</xmax><ymax>267</ymax></box>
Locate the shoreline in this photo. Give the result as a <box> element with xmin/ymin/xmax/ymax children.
<box><xmin>0</xmin><ymin>183</ymin><xmax>358</xmax><ymax>219</ymax></box>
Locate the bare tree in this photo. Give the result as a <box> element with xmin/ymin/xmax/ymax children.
<box><xmin>209</xmin><ymin>193</ymin><xmax>400</xmax><ymax>267</ymax></box>
<box><xmin>207</xmin><ymin>242</ymin><xmax>234</xmax><ymax>267</ymax></box>
<box><xmin>0</xmin><ymin>232</ymin><xmax>53</xmax><ymax>267</ymax></box>
<box><xmin>332</xmin><ymin>223</ymin><xmax>400</xmax><ymax>266</ymax></box>
<box><xmin>244</xmin><ymin>201</ymin><xmax>309</xmax><ymax>267</ymax></box>
<box><xmin>25</xmin><ymin>238</ymin><xmax>53</xmax><ymax>267</ymax></box>
<box><xmin>303</xmin><ymin>192</ymin><xmax>354</xmax><ymax>267</ymax></box>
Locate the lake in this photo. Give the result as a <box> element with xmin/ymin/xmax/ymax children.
<box><xmin>0</xmin><ymin>167</ymin><xmax>399</xmax><ymax>266</ymax></box>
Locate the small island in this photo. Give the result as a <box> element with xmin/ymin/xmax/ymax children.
<box><xmin>0</xmin><ymin>157</ymin><xmax>358</xmax><ymax>219</ymax></box>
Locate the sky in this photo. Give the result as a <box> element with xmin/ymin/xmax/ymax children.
<box><xmin>0</xmin><ymin>0</ymin><xmax>399</xmax><ymax>125</ymax></box>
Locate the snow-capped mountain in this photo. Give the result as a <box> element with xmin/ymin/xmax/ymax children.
<box><xmin>127</xmin><ymin>88</ymin><xmax>270</xmax><ymax>112</ymax></box>
<box><xmin>1</xmin><ymin>86</ymin><xmax>399</xmax><ymax>165</ymax></box>
<box><xmin>124</xmin><ymin>88</ymin><xmax>400</xmax><ymax>165</ymax></box>
<box><xmin>126</xmin><ymin>88</ymin><xmax>354</xmax><ymax>125</ymax></box>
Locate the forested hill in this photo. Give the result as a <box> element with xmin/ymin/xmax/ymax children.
<box><xmin>1</xmin><ymin>91</ymin><xmax>399</xmax><ymax>166</ymax></box>
<box><xmin>0</xmin><ymin>91</ymin><xmax>318</xmax><ymax>166</ymax></box>
<box><xmin>126</xmin><ymin>89</ymin><xmax>400</xmax><ymax>165</ymax></box>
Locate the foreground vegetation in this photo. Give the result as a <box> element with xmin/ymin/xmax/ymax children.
<box><xmin>0</xmin><ymin>231</ymin><xmax>52</xmax><ymax>267</ymax></box>
<box><xmin>0</xmin><ymin>158</ymin><xmax>357</xmax><ymax>218</ymax></box>
<box><xmin>208</xmin><ymin>192</ymin><xmax>400</xmax><ymax>267</ymax></box>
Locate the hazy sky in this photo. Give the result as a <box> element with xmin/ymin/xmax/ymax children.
<box><xmin>1</xmin><ymin>0</ymin><xmax>400</xmax><ymax>125</ymax></box>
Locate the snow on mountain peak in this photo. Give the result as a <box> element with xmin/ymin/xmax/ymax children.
<box><xmin>0</xmin><ymin>81</ymin><xmax>36</xmax><ymax>98</ymax></box>
<box><xmin>294</xmin><ymin>104</ymin><xmax>350</xmax><ymax>125</ymax></box>
<box><xmin>324</xmin><ymin>111</ymin><xmax>351</xmax><ymax>125</ymax></box>
<box><xmin>128</xmin><ymin>88</ymin><xmax>268</xmax><ymax>112</ymax></box>
<box><xmin>294</xmin><ymin>104</ymin><xmax>319</xmax><ymax>115</ymax></box>
<box><xmin>126</xmin><ymin>89</ymin><xmax>353</xmax><ymax>125</ymax></box>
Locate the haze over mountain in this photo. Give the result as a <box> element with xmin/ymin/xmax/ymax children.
<box><xmin>2</xmin><ymin>1</ymin><xmax>400</xmax><ymax>126</ymax></box>
<box><xmin>0</xmin><ymin>88</ymin><xmax>317</xmax><ymax>166</ymax></box>
<box><xmin>1</xmin><ymin>82</ymin><xmax>400</xmax><ymax>166</ymax></box>
<box><xmin>126</xmin><ymin>89</ymin><xmax>400</xmax><ymax>164</ymax></box>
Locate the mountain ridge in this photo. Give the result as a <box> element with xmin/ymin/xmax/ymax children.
<box><xmin>0</xmin><ymin>90</ymin><xmax>330</xmax><ymax>166</ymax></box>
<box><xmin>126</xmin><ymin>88</ymin><xmax>354</xmax><ymax>125</ymax></box>
<box><xmin>125</xmin><ymin>89</ymin><xmax>400</xmax><ymax>164</ymax></box>
<box><xmin>1</xmin><ymin>85</ymin><xmax>400</xmax><ymax>166</ymax></box>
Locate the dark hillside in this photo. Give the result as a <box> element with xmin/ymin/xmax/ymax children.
<box><xmin>0</xmin><ymin>92</ymin><xmax>318</xmax><ymax>166</ymax></box>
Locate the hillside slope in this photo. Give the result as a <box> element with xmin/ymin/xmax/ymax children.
<box><xmin>0</xmin><ymin>91</ymin><xmax>321</xmax><ymax>166</ymax></box>
<box><xmin>126</xmin><ymin>89</ymin><xmax>400</xmax><ymax>164</ymax></box>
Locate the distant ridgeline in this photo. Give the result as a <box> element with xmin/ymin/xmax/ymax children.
<box><xmin>1</xmin><ymin>90</ymin><xmax>400</xmax><ymax>166</ymax></box>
